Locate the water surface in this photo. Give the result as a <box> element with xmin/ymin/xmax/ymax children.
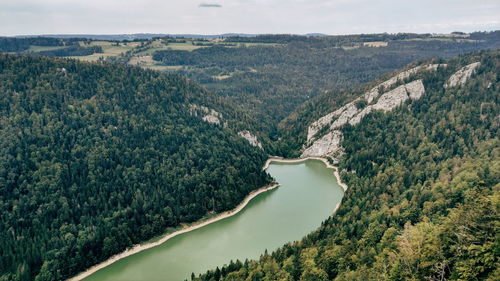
<box><xmin>84</xmin><ymin>159</ymin><xmax>344</xmax><ymax>281</ymax></box>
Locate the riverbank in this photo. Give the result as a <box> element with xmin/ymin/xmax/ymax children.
<box><xmin>67</xmin><ymin>182</ymin><xmax>280</xmax><ymax>281</ymax></box>
<box><xmin>263</xmin><ymin>156</ymin><xmax>348</xmax><ymax>192</ymax></box>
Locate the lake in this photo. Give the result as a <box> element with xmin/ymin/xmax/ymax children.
<box><xmin>83</xmin><ymin>159</ymin><xmax>344</xmax><ymax>281</ymax></box>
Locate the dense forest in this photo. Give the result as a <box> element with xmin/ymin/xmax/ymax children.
<box><xmin>0</xmin><ymin>54</ymin><xmax>271</xmax><ymax>281</ymax></box>
<box><xmin>195</xmin><ymin>50</ymin><xmax>499</xmax><ymax>280</ymax></box>
<box><xmin>1</xmin><ymin>34</ymin><xmax>499</xmax><ymax>281</ymax></box>
<box><xmin>35</xmin><ymin>46</ymin><xmax>103</xmax><ymax>57</ymax></box>
<box><xmin>0</xmin><ymin>37</ymin><xmax>87</xmax><ymax>53</ymax></box>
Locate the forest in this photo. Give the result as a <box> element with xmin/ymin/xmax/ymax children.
<box><xmin>152</xmin><ymin>32</ymin><xmax>500</xmax><ymax>151</ymax></box>
<box><xmin>0</xmin><ymin>54</ymin><xmax>271</xmax><ymax>281</ymax></box>
<box><xmin>195</xmin><ymin>50</ymin><xmax>499</xmax><ymax>280</ymax></box>
<box><xmin>0</xmin><ymin>33</ymin><xmax>499</xmax><ymax>281</ymax></box>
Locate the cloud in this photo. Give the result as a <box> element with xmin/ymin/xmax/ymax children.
<box><xmin>199</xmin><ymin>3</ymin><xmax>222</xmax><ymax>8</ymax></box>
<box><xmin>0</xmin><ymin>0</ymin><xmax>499</xmax><ymax>35</ymax></box>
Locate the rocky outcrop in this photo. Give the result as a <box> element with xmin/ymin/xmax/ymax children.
<box><xmin>302</xmin><ymin>79</ymin><xmax>427</xmax><ymax>158</ymax></box>
<box><xmin>306</xmin><ymin>64</ymin><xmax>445</xmax><ymax>144</ymax></box>
<box><xmin>238</xmin><ymin>130</ymin><xmax>263</xmax><ymax>148</ymax></box>
<box><xmin>406</xmin><ymin>80</ymin><xmax>426</xmax><ymax>100</ymax></box>
<box><xmin>349</xmin><ymin>106</ymin><xmax>372</xmax><ymax>126</ymax></box>
<box><xmin>189</xmin><ymin>104</ymin><xmax>223</xmax><ymax>125</ymax></box>
<box><xmin>306</xmin><ymin>105</ymin><xmax>347</xmax><ymax>143</ymax></box>
<box><xmin>445</xmin><ymin>62</ymin><xmax>481</xmax><ymax>88</ymax></box>
<box><xmin>372</xmin><ymin>80</ymin><xmax>425</xmax><ymax>112</ymax></box>
<box><xmin>329</xmin><ymin>103</ymin><xmax>359</xmax><ymax>130</ymax></box>
<box><xmin>302</xmin><ymin>130</ymin><xmax>343</xmax><ymax>157</ymax></box>
<box><xmin>376</xmin><ymin>64</ymin><xmax>446</xmax><ymax>91</ymax></box>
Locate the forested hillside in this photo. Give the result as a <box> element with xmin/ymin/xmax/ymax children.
<box><xmin>154</xmin><ymin>32</ymin><xmax>500</xmax><ymax>131</ymax></box>
<box><xmin>0</xmin><ymin>54</ymin><xmax>271</xmax><ymax>281</ymax></box>
<box><xmin>196</xmin><ymin>51</ymin><xmax>499</xmax><ymax>280</ymax></box>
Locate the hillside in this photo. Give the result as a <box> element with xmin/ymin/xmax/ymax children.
<box><xmin>3</xmin><ymin>32</ymin><xmax>500</xmax><ymax>151</ymax></box>
<box><xmin>156</xmin><ymin>32</ymin><xmax>500</xmax><ymax>128</ymax></box>
<box><xmin>0</xmin><ymin>54</ymin><xmax>271</xmax><ymax>281</ymax></box>
<box><xmin>196</xmin><ymin>50</ymin><xmax>499</xmax><ymax>280</ymax></box>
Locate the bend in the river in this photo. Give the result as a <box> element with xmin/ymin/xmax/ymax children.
<box><xmin>80</xmin><ymin>158</ymin><xmax>345</xmax><ymax>281</ymax></box>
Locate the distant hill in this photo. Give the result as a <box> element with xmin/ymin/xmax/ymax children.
<box><xmin>14</xmin><ymin>33</ymin><xmax>261</xmax><ymax>41</ymax></box>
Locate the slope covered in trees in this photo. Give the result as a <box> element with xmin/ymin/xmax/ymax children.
<box><xmin>195</xmin><ymin>51</ymin><xmax>499</xmax><ymax>280</ymax></box>
<box><xmin>153</xmin><ymin>32</ymin><xmax>500</xmax><ymax>131</ymax></box>
<box><xmin>0</xmin><ymin>54</ymin><xmax>271</xmax><ymax>281</ymax></box>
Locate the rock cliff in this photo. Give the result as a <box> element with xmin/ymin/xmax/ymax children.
<box><xmin>306</xmin><ymin>64</ymin><xmax>445</xmax><ymax>145</ymax></box>
<box><xmin>444</xmin><ymin>62</ymin><xmax>481</xmax><ymax>88</ymax></box>
<box><xmin>302</xmin><ymin>64</ymin><xmax>442</xmax><ymax>159</ymax></box>
<box><xmin>189</xmin><ymin>104</ymin><xmax>223</xmax><ymax>125</ymax></box>
<box><xmin>238</xmin><ymin>130</ymin><xmax>263</xmax><ymax>148</ymax></box>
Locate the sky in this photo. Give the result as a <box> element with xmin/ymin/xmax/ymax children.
<box><xmin>1</xmin><ymin>0</ymin><xmax>499</xmax><ymax>36</ymax></box>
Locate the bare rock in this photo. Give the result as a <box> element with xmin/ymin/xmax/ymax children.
<box><xmin>301</xmin><ymin>130</ymin><xmax>343</xmax><ymax>157</ymax></box>
<box><xmin>445</xmin><ymin>62</ymin><xmax>481</xmax><ymax>88</ymax></box>
<box><xmin>305</xmin><ymin>64</ymin><xmax>442</xmax><ymax>145</ymax></box>
<box><xmin>189</xmin><ymin>104</ymin><xmax>223</xmax><ymax>125</ymax></box>
<box><xmin>372</xmin><ymin>84</ymin><xmax>409</xmax><ymax>112</ymax></box>
<box><xmin>306</xmin><ymin>104</ymin><xmax>349</xmax><ymax>143</ymax></box>
<box><xmin>349</xmin><ymin>105</ymin><xmax>372</xmax><ymax>125</ymax></box>
<box><xmin>238</xmin><ymin>130</ymin><xmax>263</xmax><ymax>148</ymax></box>
<box><xmin>406</xmin><ymin>80</ymin><xmax>425</xmax><ymax>100</ymax></box>
<box><xmin>329</xmin><ymin>102</ymin><xmax>359</xmax><ymax>130</ymax></box>
<box><xmin>377</xmin><ymin>64</ymin><xmax>445</xmax><ymax>91</ymax></box>
<box><xmin>364</xmin><ymin>88</ymin><xmax>379</xmax><ymax>103</ymax></box>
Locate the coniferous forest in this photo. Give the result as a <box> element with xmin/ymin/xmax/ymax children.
<box><xmin>0</xmin><ymin>54</ymin><xmax>271</xmax><ymax>281</ymax></box>
<box><xmin>0</xmin><ymin>33</ymin><xmax>499</xmax><ymax>281</ymax></box>
<box><xmin>195</xmin><ymin>50</ymin><xmax>499</xmax><ymax>281</ymax></box>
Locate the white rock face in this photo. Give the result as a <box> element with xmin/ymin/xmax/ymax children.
<box><xmin>372</xmin><ymin>79</ymin><xmax>425</xmax><ymax>112</ymax></box>
<box><xmin>329</xmin><ymin>102</ymin><xmax>359</xmax><ymax>130</ymax></box>
<box><xmin>189</xmin><ymin>104</ymin><xmax>222</xmax><ymax>125</ymax></box>
<box><xmin>371</xmin><ymin>84</ymin><xmax>409</xmax><ymax>112</ymax></box>
<box><xmin>364</xmin><ymin>88</ymin><xmax>379</xmax><ymax>103</ymax></box>
<box><xmin>377</xmin><ymin>64</ymin><xmax>445</xmax><ymax>91</ymax></box>
<box><xmin>301</xmin><ymin>130</ymin><xmax>343</xmax><ymax>157</ymax></box>
<box><xmin>349</xmin><ymin>105</ymin><xmax>372</xmax><ymax>126</ymax></box>
<box><xmin>406</xmin><ymin>80</ymin><xmax>426</xmax><ymax>100</ymax></box>
<box><xmin>306</xmin><ymin>64</ymin><xmax>444</xmax><ymax>144</ymax></box>
<box><xmin>238</xmin><ymin>130</ymin><xmax>263</xmax><ymax>148</ymax></box>
<box><xmin>306</xmin><ymin>104</ymin><xmax>349</xmax><ymax>143</ymax></box>
<box><xmin>304</xmin><ymin>79</ymin><xmax>426</xmax><ymax>157</ymax></box>
<box><xmin>202</xmin><ymin>115</ymin><xmax>221</xmax><ymax>125</ymax></box>
<box><xmin>445</xmin><ymin>62</ymin><xmax>481</xmax><ymax>88</ymax></box>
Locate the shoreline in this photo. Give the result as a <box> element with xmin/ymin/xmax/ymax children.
<box><xmin>68</xmin><ymin>182</ymin><xmax>280</xmax><ymax>281</ymax></box>
<box><xmin>263</xmin><ymin>156</ymin><xmax>348</xmax><ymax>192</ymax></box>
<box><xmin>68</xmin><ymin>156</ymin><xmax>349</xmax><ymax>281</ymax></box>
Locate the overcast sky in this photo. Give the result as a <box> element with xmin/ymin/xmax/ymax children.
<box><xmin>1</xmin><ymin>0</ymin><xmax>499</xmax><ymax>36</ymax></box>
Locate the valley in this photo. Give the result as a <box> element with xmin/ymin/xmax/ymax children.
<box><xmin>0</xmin><ymin>31</ymin><xmax>498</xmax><ymax>281</ymax></box>
<box><xmin>80</xmin><ymin>159</ymin><xmax>344</xmax><ymax>281</ymax></box>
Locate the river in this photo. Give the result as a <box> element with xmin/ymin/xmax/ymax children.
<box><xmin>83</xmin><ymin>159</ymin><xmax>344</xmax><ymax>281</ymax></box>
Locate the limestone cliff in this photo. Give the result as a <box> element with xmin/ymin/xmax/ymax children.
<box><xmin>302</xmin><ymin>64</ymin><xmax>440</xmax><ymax>159</ymax></box>
<box><xmin>306</xmin><ymin>64</ymin><xmax>445</xmax><ymax>145</ymax></box>
<box><xmin>189</xmin><ymin>104</ymin><xmax>223</xmax><ymax>125</ymax></box>
<box><xmin>445</xmin><ymin>62</ymin><xmax>481</xmax><ymax>88</ymax></box>
<box><xmin>238</xmin><ymin>130</ymin><xmax>263</xmax><ymax>148</ymax></box>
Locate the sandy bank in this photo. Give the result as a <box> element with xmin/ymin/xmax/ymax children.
<box><xmin>67</xmin><ymin>182</ymin><xmax>280</xmax><ymax>281</ymax></box>
<box><xmin>263</xmin><ymin>156</ymin><xmax>348</xmax><ymax>192</ymax></box>
<box><xmin>69</xmin><ymin>156</ymin><xmax>348</xmax><ymax>280</ymax></box>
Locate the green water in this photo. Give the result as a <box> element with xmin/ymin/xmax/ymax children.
<box><xmin>83</xmin><ymin>159</ymin><xmax>344</xmax><ymax>281</ymax></box>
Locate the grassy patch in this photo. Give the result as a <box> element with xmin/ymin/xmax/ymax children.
<box><xmin>363</xmin><ymin>41</ymin><xmax>388</xmax><ymax>47</ymax></box>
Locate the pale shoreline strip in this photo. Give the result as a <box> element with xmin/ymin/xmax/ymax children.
<box><xmin>68</xmin><ymin>182</ymin><xmax>280</xmax><ymax>281</ymax></box>
<box><xmin>263</xmin><ymin>156</ymin><xmax>349</xmax><ymax>192</ymax></box>
<box><xmin>69</xmin><ymin>156</ymin><xmax>349</xmax><ymax>281</ymax></box>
